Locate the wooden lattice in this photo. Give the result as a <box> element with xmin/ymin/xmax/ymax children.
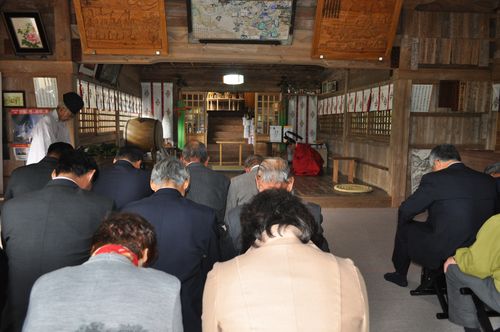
<box><xmin>318</xmin><ymin>114</ymin><xmax>343</xmax><ymax>136</ymax></box>
<box><xmin>348</xmin><ymin>110</ymin><xmax>391</xmax><ymax>137</ymax></box>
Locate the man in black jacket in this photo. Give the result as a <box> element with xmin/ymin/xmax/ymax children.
<box><xmin>4</xmin><ymin>142</ymin><xmax>73</xmax><ymax>200</ymax></box>
<box><xmin>92</xmin><ymin>146</ymin><xmax>153</xmax><ymax>210</ymax></box>
<box><xmin>384</xmin><ymin>144</ymin><xmax>497</xmax><ymax>287</ymax></box>
<box><xmin>1</xmin><ymin>150</ymin><xmax>114</xmax><ymax>331</ymax></box>
<box><xmin>123</xmin><ymin>157</ymin><xmax>218</xmax><ymax>332</ymax></box>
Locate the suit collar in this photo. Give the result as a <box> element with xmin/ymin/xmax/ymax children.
<box><xmin>447</xmin><ymin>162</ymin><xmax>465</xmax><ymax>170</ymax></box>
<box><xmin>115</xmin><ymin>159</ymin><xmax>136</xmax><ymax>169</ymax></box>
<box><xmin>154</xmin><ymin>187</ymin><xmax>182</xmax><ymax>198</ymax></box>
<box><xmin>186</xmin><ymin>162</ymin><xmax>204</xmax><ymax>169</ymax></box>
<box><xmin>46</xmin><ymin>178</ymin><xmax>80</xmax><ymax>189</ymax></box>
<box><xmin>248</xmin><ymin>235</ymin><xmax>304</xmax><ymax>252</ymax></box>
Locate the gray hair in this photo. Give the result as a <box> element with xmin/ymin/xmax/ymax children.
<box><xmin>151</xmin><ymin>157</ymin><xmax>190</xmax><ymax>186</ymax></box>
<box><xmin>485</xmin><ymin>162</ymin><xmax>500</xmax><ymax>175</ymax></box>
<box><xmin>428</xmin><ymin>144</ymin><xmax>461</xmax><ymax>167</ymax></box>
<box><xmin>244</xmin><ymin>154</ymin><xmax>264</xmax><ymax>169</ymax></box>
<box><xmin>256</xmin><ymin>157</ymin><xmax>292</xmax><ymax>183</ymax></box>
<box><xmin>182</xmin><ymin>140</ymin><xmax>208</xmax><ymax>163</ymax></box>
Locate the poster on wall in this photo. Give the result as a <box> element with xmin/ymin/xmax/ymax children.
<box><xmin>33</xmin><ymin>77</ymin><xmax>58</xmax><ymax>108</ymax></box>
<box><xmin>491</xmin><ymin>83</ymin><xmax>500</xmax><ymax>112</ymax></box>
<box><xmin>411</xmin><ymin>84</ymin><xmax>433</xmax><ymax>112</ymax></box>
<box><xmin>11</xmin><ymin>144</ymin><xmax>29</xmax><ymax>161</ymax></box>
<box><xmin>10</xmin><ymin>108</ymin><xmax>51</xmax><ymax>144</ymax></box>
<box><xmin>269</xmin><ymin>125</ymin><xmax>282</xmax><ymax>143</ymax></box>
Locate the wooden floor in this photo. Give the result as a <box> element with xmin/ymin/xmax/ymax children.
<box><xmin>218</xmin><ymin>168</ymin><xmax>392</xmax><ymax>208</ymax></box>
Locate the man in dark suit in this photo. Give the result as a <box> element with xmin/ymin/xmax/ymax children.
<box><xmin>92</xmin><ymin>146</ymin><xmax>153</xmax><ymax>210</ymax></box>
<box><xmin>4</xmin><ymin>142</ymin><xmax>73</xmax><ymax>200</ymax></box>
<box><xmin>384</xmin><ymin>144</ymin><xmax>497</xmax><ymax>287</ymax></box>
<box><xmin>225</xmin><ymin>157</ymin><xmax>329</xmax><ymax>257</ymax></box>
<box><xmin>0</xmin><ymin>150</ymin><xmax>114</xmax><ymax>331</ymax></box>
<box><xmin>182</xmin><ymin>140</ymin><xmax>230</xmax><ymax>226</ymax></box>
<box><xmin>122</xmin><ymin>157</ymin><xmax>219</xmax><ymax>332</ymax></box>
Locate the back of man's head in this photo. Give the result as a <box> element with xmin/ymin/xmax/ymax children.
<box><xmin>151</xmin><ymin>157</ymin><xmax>190</xmax><ymax>187</ymax></box>
<box><xmin>429</xmin><ymin>144</ymin><xmax>461</xmax><ymax>167</ymax></box>
<box><xmin>55</xmin><ymin>150</ymin><xmax>98</xmax><ymax>177</ymax></box>
<box><xmin>47</xmin><ymin>142</ymin><xmax>74</xmax><ymax>159</ymax></box>
<box><xmin>182</xmin><ymin>140</ymin><xmax>208</xmax><ymax>163</ymax></box>
<box><xmin>115</xmin><ymin>146</ymin><xmax>144</xmax><ymax>163</ymax></box>
<box><xmin>256</xmin><ymin>157</ymin><xmax>294</xmax><ymax>191</ymax></box>
<box><xmin>485</xmin><ymin>162</ymin><xmax>500</xmax><ymax>177</ymax></box>
<box><xmin>244</xmin><ymin>154</ymin><xmax>264</xmax><ymax>169</ymax></box>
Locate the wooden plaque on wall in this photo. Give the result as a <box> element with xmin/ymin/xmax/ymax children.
<box><xmin>311</xmin><ymin>0</ymin><xmax>403</xmax><ymax>61</ymax></box>
<box><xmin>74</xmin><ymin>0</ymin><xmax>168</xmax><ymax>56</ymax></box>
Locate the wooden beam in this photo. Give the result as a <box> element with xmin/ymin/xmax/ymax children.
<box><xmin>393</xmin><ymin>68</ymin><xmax>492</xmax><ymax>81</ymax></box>
<box><xmin>389</xmin><ymin>78</ymin><xmax>412</xmax><ymax>207</ymax></box>
<box><xmin>54</xmin><ymin>0</ymin><xmax>72</xmax><ymax>61</ymax></box>
<box><xmin>0</xmin><ymin>61</ymin><xmax>74</xmax><ymax>74</ymax></box>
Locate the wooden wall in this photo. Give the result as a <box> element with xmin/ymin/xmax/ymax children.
<box><xmin>318</xmin><ymin>69</ymin><xmax>393</xmax><ymax>192</ymax></box>
<box><xmin>0</xmin><ymin>0</ymin><xmax>74</xmax><ymax>190</ymax></box>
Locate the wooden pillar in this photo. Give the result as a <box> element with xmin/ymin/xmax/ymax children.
<box><xmin>389</xmin><ymin>77</ymin><xmax>412</xmax><ymax>207</ymax></box>
<box><xmin>342</xmin><ymin>69</ymin><xmax>349</xmax><ymax>156</ymax></box>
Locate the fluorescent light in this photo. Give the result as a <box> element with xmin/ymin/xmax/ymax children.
<box><xmin>223</xmin><ymin>74</ymin><xmax>244</xmax><ymax>85</ymax></box>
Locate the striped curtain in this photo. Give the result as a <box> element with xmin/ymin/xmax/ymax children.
<box><xmin>141</xmin><ymin>82</ymin><xmax>174</xmax><ymax>140</ymax></box>
<box><xmin>287</xmin><ymin>95</ymin><xmax>317</xmax><ymax>144</ymax></box>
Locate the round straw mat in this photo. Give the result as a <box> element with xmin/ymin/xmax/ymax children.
<box><xmin>334</xmin><ymin>184</ymin><xmax>373</xmax><ymax>193</ymax></box>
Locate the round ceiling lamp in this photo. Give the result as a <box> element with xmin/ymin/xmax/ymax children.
<box><xmin>223</xmin><ymin>74</ymin><xmax>244</xmax><ymax>85</ymax></box>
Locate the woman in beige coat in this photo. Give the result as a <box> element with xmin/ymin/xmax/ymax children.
<box><xmin>203</xmin><ymin>189</ymin><xmax>369</xmax><ymax>332</ymax></box>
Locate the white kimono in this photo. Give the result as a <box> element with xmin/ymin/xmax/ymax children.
<box><xmin>26</xmin><ymin>110</ymin><xmax>71</xmax><ymax>165</ymax></box>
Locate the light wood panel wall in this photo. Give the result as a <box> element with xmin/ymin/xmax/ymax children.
<box><xmin>401</xmin><ymin>10</ymin><xmax>491</xmax><ymax>68</ymax></box>
<box><xmin>345</xmin><ymin>140</ymin><xmax>390</xmax><ymax>192</ymax></box>
<box><xmin>410</xmin><ymin>113</ymin><xmax>487</xmax><ymax>148</ymax></box>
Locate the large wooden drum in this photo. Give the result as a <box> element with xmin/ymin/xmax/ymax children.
<box><xmin>124</xmin><ymin>118</ymin><xmax>163</xmax><ymax>152</ymax></box>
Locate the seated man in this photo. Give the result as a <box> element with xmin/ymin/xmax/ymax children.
<box><xmin>225</xmin><ymin>157</ymin><xmax>329</xmax><ymax>256</ymax></box>
<box><xmin>203</xmin><ymin>189</ymin><xmax>368</xmax><ymax>332</ymax></box>
<box><xmin>182</xmin><ymin>140</ymin><xmax>230</xmax><ymax>226</ymax></box>
<box><xmin>1</xmin><ymin>150</ymin><xmax>114</xmax><ymax>331</ymax></box>
<box><xmin>384</xmin><ymin>144</ymin><xmax>497</xmax><ymax>287</ymax></box>
<box><xmin>444</xmin><ymin>213</ymin><xmax>500</xmax><ymax>332</ymax></box>
<box><xmin>23</xmin><ymin>213</ymin><xmax>183</xmax><ymax>332</ymax></box>
<box><xmin>4</xmin><ymin>142</ymin><xmax>74</xmax><ymax>200</ymax></box>
<box><xmin>92</xmin><ymin>146</ymin><xmax>153</xmax><ymax>210</ymax></box>
<box><xmin>224</xmin><ymin>154</ymin><xmax>263</xmax><ymax>219</ymax></box>
<box><xmin>123</xmin><ymin>157</ymin><xmax>218</xmax><ymax>332</ymax></box>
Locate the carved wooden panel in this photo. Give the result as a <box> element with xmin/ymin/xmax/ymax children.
<box><xmin>74</xmin><ymin>0</ymin><xmax>168</xmax><ymax>56</ymax></box>
<box><xmin>312</xmin><ymin>0</ymin><xmax>403</xmax><ymax>61</ymax></box>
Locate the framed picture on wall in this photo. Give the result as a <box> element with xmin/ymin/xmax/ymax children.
<box><xmin>2</xmin><ymin>91</ymin><xmax>25</xmax><ymax>107</ymax></box>
<box><xmin>3</xmin><ymin>12</ymin><xmax>51</xmax><ymax>55</ymax></box>
<box><xmin>96</xmin><ymin>64</ymin><xmax>122</xmax><ymax>86</ymax></box>
<box><xmin>78</xmin><ymin>63</ymin><xmax>98</xmax><ymax>78</ymax></box>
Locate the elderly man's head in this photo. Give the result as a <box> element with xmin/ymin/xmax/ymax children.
<box><xmin>150</xmin><ymin>157</ymin><xmax>190</xmax><ymax>195</ymax></box>
<box><xmin>428</xmin><ymin>144</ymin><xmax>461</xmax><ymax>172</ymax></box>
<box><xmin>485</xmin><ymin>162</ymin><xmax>500</xmax><ymax>178</ymax></box>
<box><xmin>182</xmin><ymin>140</ymin><xmax>209</xmax><ymax>165</ymax></box>
<box><xmin>255</xmin><ymin>157</ymin><xmax>294</xmax><ymax>192</ymax></box>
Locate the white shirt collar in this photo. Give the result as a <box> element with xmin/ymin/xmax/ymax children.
<box><xmin>52</xmin><ymin>176</ymin><xmax>78</xmax><ymax>186</ymax></box>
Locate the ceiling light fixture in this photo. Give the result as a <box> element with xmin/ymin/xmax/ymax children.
<box><xmin>223</xmin><ymin>74</ymin><xmax>244</xmax><ymax>85</ymax></box>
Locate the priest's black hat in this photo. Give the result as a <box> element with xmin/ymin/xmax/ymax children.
<box><xmin>63</xmin><ymin>92</ymin><xmax>84</xmax><ymax>114</ymax></box>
